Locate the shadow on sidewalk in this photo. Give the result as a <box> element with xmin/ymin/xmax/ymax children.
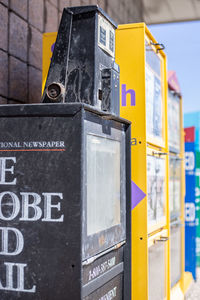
<box><xmin>185</xmin><ymin>268</ymin><xmax>200</xmax><ymax>300</ymax></box>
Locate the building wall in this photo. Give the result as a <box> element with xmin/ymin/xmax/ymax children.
<box><xmin>0</xmin><ymin>0</ymin><xmax>143</xmax><ymax>105</ymax></box>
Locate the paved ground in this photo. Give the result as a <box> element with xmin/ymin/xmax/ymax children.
<box><xmin>185</xmin><ymin>268</ymin><xmax>200</xmax><ymax>299</ymax></box>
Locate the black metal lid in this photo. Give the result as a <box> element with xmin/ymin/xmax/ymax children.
<box><xmin>0</xmin><ymin>103</ymin><xmax>130</xmax><ymax>125</ymax></box>
<box><xmin>66</xmin><ymin>5</ymin><xmax>118</xmax><ymax>28</ymax></box>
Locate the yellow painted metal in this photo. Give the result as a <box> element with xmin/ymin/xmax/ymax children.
<box><xmin>116</xmin><ymin>23</ymin><xmax>148</xmax><ymax>300</ymax></box>
<box><xmin>176</xmin><ymin>97</ymin><xmax>184</xmax><ymax>295</ymax></box>
<box><xmin>42</xmin><ymin>32</ymin><xmax>57</xmax><ymax>93</ymax></box>
<box><xmin>165</xmin><ymin>62</ymin><xmax>171</xmax><ymax>300</ymax></box>
<box><xmin>182</xmin><ymin>272</ymin><xmax>194</xmax><ymax>294</ymax></box>
<box><xmin>169</xmin><ymin>94</ymin><xmax>187</xmax><ymax>296</ymax></box>
<box><xmin>116</xmin><ymin>23</ymin><xmax>169</xmax><ymax>300</ymax></box>
<box><xmin>179</xmin><ymin>97</ymin><xmax>187</xmax><ymax>294</ymax></box>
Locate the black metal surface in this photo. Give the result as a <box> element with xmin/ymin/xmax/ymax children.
<box><xmin>83</xmin><ymin>247</ymin><xmax>123</xmax><ymax>285</ymax></box>
<box><xmin>0</xmin><ymin>103</ymin><xmax>131</xmax><ymax>300</ymax></box>
<box><xmin>124</xmin><ymin>123</ymin><xmax>131</xmax><ymax>300</ymax></box>
<box><xmin>0</xmin><ymin>103</ymin><xmax>129</xmax><ymax>124</ymax></box>
<box><xmin>0</xmin><ymin>109</ymin><xmax>83</xmax><ymax>300</ymax></box>
<box><xmin>83</xmin><ymin>274</ymin><xmax>123</xmax><ymax>300</ymax></box>
<box><xmin>42</xmin><ymin>9</ymin><xmax>73</xmax><ymax>100</ymax></box>
<box><xmin>42</xmin><ymin>6</ymin><xmax>120</xmax><ymax>116</ymax></box>
<box><xmin>102</xmin><ymin>63</ymin><xmax>120</xmax><ymax>115</ymax></box>
<box><xmin>82</xmin><ymin>262</ymin><xmax>124</xmax><ymax>297</ymax></box>
<box><xmin>150</xmin><ymin>42</ymin><xmax>165</xmax><ymax>53</ymax></box>
<box><xmin>67</xmin><ymin>6</ymin><xmax>117</xmax><ymax>28</ymax></box>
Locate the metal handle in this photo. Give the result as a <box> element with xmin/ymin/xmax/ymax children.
<box><xmin>82</xmin><ymin>240</ymin><xmax>125</xmax><ymax>266</ymax></box>
<box><xmin>150</xmin><ymin>42</ymin><xmax>165</xmax><ymax>53</ymax></box>
<box><xmin>154</xmin><ymin>236</ymin><xmax>169</xmax><ymax>243</ymax></box>
<box><xmin>171</xmin><ymin>220</ymin><xmax>184</xmax><ymax>228</ymax></box>
<box><xmin>169</xmin><ymin>155</ymin><xmax>183</xmax><ymax>161</ymax></box>
<box><xmin>153</xmin><ymin>151</ymin><xmax>168</xmax><ymax>157</ymax></box>
<box><xmin>158</xmin><ymin>236</ymin><xmax>169</xmax><ymax>242</ymax></box>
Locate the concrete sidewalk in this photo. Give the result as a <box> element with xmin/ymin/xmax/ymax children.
<box><xmin>185</xmin><ymin>269</ymin><xmax>200</xmax><ymax>299</ymax></box>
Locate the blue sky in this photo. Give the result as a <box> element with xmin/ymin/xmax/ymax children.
<box><xmin>149</xmin><ymin>21</ymin><xmax>200</xmax><ymax>113</ymax></box>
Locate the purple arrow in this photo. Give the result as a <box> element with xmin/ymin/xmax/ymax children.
<box><xmin>131</xmin><ymin>181</ymin><xmax>146</xmax><ymax>210</ymax></box>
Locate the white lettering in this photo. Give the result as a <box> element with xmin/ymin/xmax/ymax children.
<box><xmin>20</xmin><ymin>192</ymin><xmax>42</xmax><ymax>221</ymax></box>
<box><xmin>0</xmin><ymin>262</ymin><xmax>36</xmax><ymax>293</ymax></box>
<box><xmin>0</xmin><ymin>227</ymin><xmax>24</xmax><ymax>256</ymax></box>
<box><xmin>0</xmin><ymin>191</ymin><xmax>64</xmax><ymax>223</ymax></box>
<box><xmin>99</xmin><ymin>287</ymin><xmax>117</xmax><ymax>300</ymax></box>
<box><xmin>185</xmin><ymin>202</ymin><xmax>196</xmax><ymax>222</ymax></box>
<box><xmin>0</xmin><ymin>157</ymin><xmax>16</xmax><ymax>185</ymax></box>
<box><xmin>185</xmin><ymin>152</ymin><xmax>195</xmax><ymax>171</ymax></box>
<box><xmin>42</xmin><ymin>193</ymin><xmax>64</xmax><ymax>222</ymax></box>
<box><xmin>0</xmin><ymin>192</ymin><xmax>20</xmax><ymax>220</ymax></box>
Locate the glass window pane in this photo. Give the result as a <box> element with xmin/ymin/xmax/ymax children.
<box><xmin>147</xmin><ymin>155</ymin><xmax>165</xmax><ymax>226</ymax></box>
<box><xmin>147</xmin><ymin>155</ymin><xmax>157</xmax><ymax>225</ymax></box>
<box><xmin>169</xmin><ymin>158</ymin><xmax>174</xmax><ymax>214</ymax></box>
<box><xmin>168</xmin><ymin>90</ymin><xmax>180</xmax><ymax>152</ymax></box>
<box><xmin>87</xmin><ymin>134</ymin><xmax>121</xmax><ymax>236</ymax></box>
<box><xmin>170</xmin><ymin>225</ymin><xmax>182</xmax><ymax>286</ymax></box>
<box><xmin>156</xmin><ymin>157</ymin><xmax>165</xmax><ymax>222</ymax></box>
<box><xmin>145</xmin><ymin>40</ymin><xmax>163</xmax><ymax>142</ymax></box>
<box><xmin>169</xmin><ymin>157</ymin><xmax>181</xmax><ymax>218</ymax></box>
<box><xmin>174</xmin><ymin>160</ymin><xmax>181</xmax><ymax>212</ymax></box>
<box><xmin>149</xmin><ymin>242</ymin><xmax>166</xmax><ymax>300</ymax></box>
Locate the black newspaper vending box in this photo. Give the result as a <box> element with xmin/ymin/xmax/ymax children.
<box><xmin>0</xmin><ymin>103</ymin><xmax>131</xmax><ymax>300</ymax></box>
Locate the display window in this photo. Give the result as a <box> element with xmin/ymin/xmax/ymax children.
<box><xmin>168</xmin><ymin>89</ymin><xmax>181</xmax><ymax>153</ymax></box>
<box><xmin>87</xmin><ymin>134</ymin><xmax>121</xmax><ymax>235</ymax></box>
<box><xmin>170</xmin><ymin>223</ymin><xmax>182</xmax><ymax>287</ymax></box>
<box><xmin>82</xmin><ymin>120</ymin><xmax>126</xmax><ymax>260</ymax></box>
<box><xmin>169</xmin><ymin>156</ymin><xmax>181</xmax><ymax>220</ymax></box>
<box><xmin>145</xmin><ymin>37</ymin><xmax>165</xmax><ymax>148</ymax></box>
<box><xmin>148</xmin><ymin>238</ymin><xmax>167</xmax><ymax>300</ymax></box>
<box><xmin>147</xmin><ymin>152</ymin><xmax>166</xmax><ymax>231</ymax></box>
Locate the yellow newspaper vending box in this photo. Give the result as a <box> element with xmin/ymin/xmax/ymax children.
<box><xmin>116</xmin><ymin>23</ymin><xmax>170</xmax><ymax>300</ymax></box>
<box><xmin>168</xmin><ymin>71</ymin><xmax>191</xmax><ymax>299</ymax></box>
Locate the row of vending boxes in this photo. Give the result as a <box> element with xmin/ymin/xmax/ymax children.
<box><xmin>116</xmin><ymin>23</ymin><xmax>185</xmax><ymax>300</ymax></box>
<box><xmin>42</xmin><ymin>30</ymin><xmax>183</xmax><ymax>231</ymax></box>
<box><xmin>42</xmin><ymin>20</ymin><xmax>185</xmax><ymax>300</ymax></box>
<box><xmin>147</xmin><ymin>152</ymin><xmax>182</xmax><ymax>228</ymax></box>
<box><xmin>83</xmin><ymin>222</ymin><xmax>182</xmax><ymax>300</ymax></box>
<box><xmin>148</xmin><ymin>223</ymin><xmax>183</xmax><ymax>300</ymax></box>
